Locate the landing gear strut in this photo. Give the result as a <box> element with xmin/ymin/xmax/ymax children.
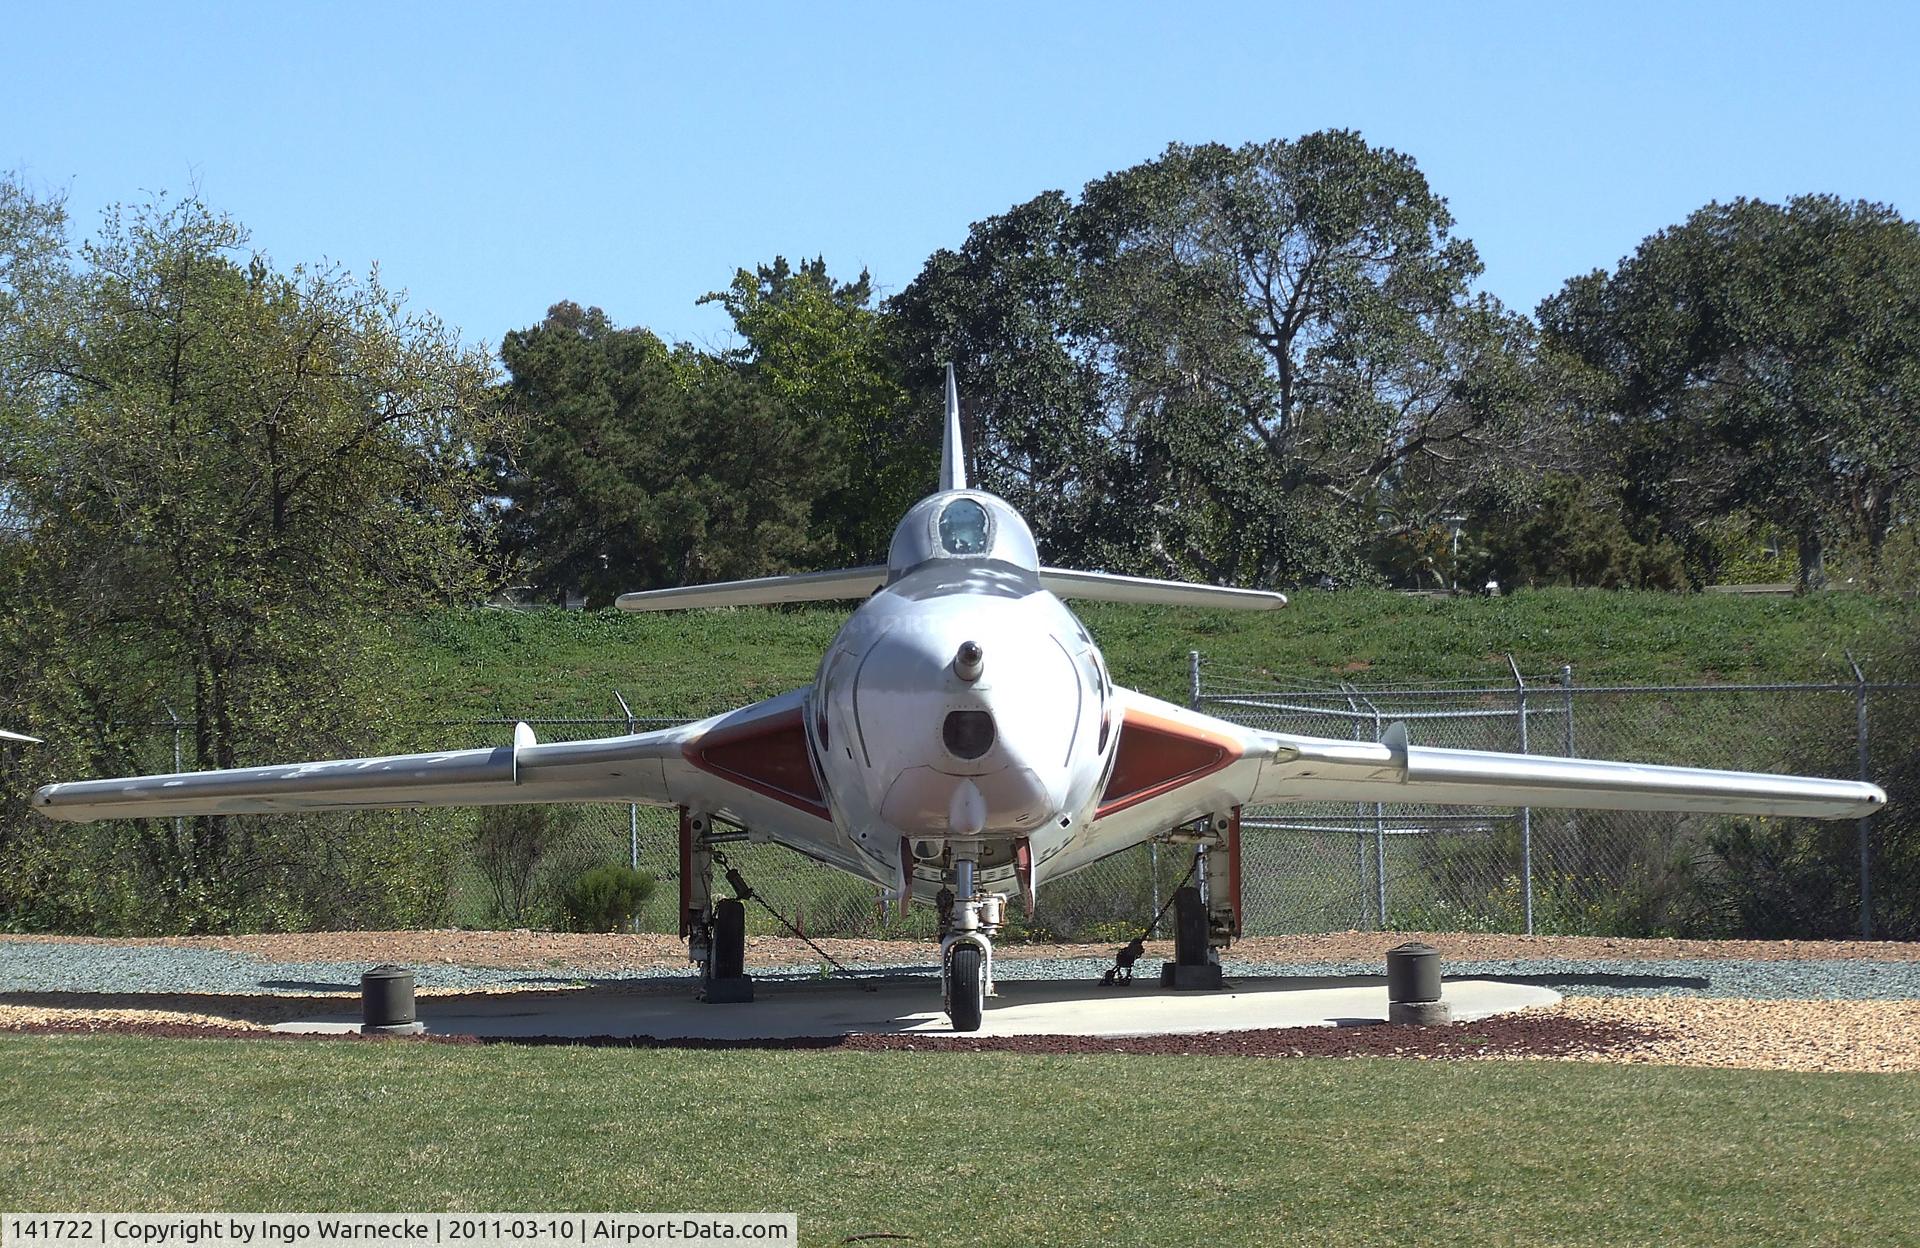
<box><xmin>940</xmin><ymin>856</ymin><xmax>1005</xmax><ymax>1032</ymax></box>
<box><xmin>1159</xmin><ymin>808</ymin><xmax>1242</xmax><ymax>990</ymax></box>
<box><xmin>681</xmin><ymin>808</ymin><xmax>754</xmax><ymax>1003</ymax></box>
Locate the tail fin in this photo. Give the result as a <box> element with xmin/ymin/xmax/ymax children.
<box><xmin>940</xmin><ymin>363</ymin><xmax>967</xmax><ymax>491</ymax></box>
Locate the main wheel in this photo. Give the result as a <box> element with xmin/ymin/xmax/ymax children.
<box><xmin>948</xmin><ymin>944</ymin><xmax>984</xmax><ymax>1033</ymax></box>
<box><xmin>712</xmin><ymin>898</ymin><xmax>747</xmax><ymax>981</ymax></box>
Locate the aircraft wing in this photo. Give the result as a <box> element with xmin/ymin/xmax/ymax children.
<box><xmin>30</xmin><ymin>689</ymin><xmax>865</xmax><ymax>849</ymax></box>
<box><xmin>32</xmin><ymin>721</ymin><xmax>687</xmax><ymax>821</ymax></box>
<box><xmin>1250</xmin><ymin>722</ymin><xmax>1886</xmax><ymax>818</ymax></box>
<box><xmin>1084</xmin><ymin>688</ymin><xmax>1885</xmax><ymax>853</ymax></box>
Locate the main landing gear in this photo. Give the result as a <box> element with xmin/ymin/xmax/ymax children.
<box><xmin>1160</xmin><ymin>810</ymin><xmax>1241</xmax><ymax>989</ymax></box>
<box><xmin>1102</xmin><ymin>809</ymin><xmax>1244</xmax><ymax>991</ymax></box>
<box><xmin>681</xmin><ymin>809</ymin><xmax>755</xmax><ymax>1003</ymax></box>
<box><xmin>939</xmin><ymin>855</ymin><xmax>1005</xmax><ymax>1033</ymax></box>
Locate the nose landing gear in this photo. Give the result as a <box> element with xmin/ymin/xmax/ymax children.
<box><xmin>939</xmin><ymin>856</ymin><xmax>1005</xmax><ymax>1033</ymax></box>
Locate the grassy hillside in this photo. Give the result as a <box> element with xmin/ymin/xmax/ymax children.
<box><xmin>396</xmin><ymin>588</ymin><xmax>1912</xmax><ymax>720</ymax></box>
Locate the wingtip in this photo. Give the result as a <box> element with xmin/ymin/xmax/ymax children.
<box><xmin>30</xmin><ymin>784</ymin><xmax>70</xmax><ymax>820</ymax></box>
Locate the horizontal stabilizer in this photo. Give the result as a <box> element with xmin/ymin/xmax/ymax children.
<box><xmin>1039</xmin><ymin>567</ymin><xmax>1287</xmax><ymax>610</ymax></box>
<box><xmin>616</xmin><ymin>565</ymin><xmax>887</xmax><ymax>612</ymax></box>
<box><xmin>0</xmin><ymin>729</ymin><xmax>41</xmax><ymax>744</ymax></box>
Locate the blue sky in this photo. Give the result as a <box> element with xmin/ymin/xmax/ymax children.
<box><xmin>7</xmin><ymin>2</ymin><xmax>1917</xmax><ymax>354</ymax></box>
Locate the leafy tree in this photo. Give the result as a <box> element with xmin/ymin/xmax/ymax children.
<box><xmin>0</xmin><ymin>188</ymin><xmax>503</xmax><ymax>930</ymax></box>
<box><xmin>702</xmin><ymin>257</ymin><xmax>927</xmax><ymax>561</ymax></box>
<box><xmin>888</xmin><ymin>193</ymin><xmax>1122</xmax><ymax>569</ymax></box>
<box><xmin>894</xmin><ymin>134</ymin><xmax>1546</xmax><ymax>586</ymax></box>
<box><xmin>1540</xmin><ymin>196</ymin><xmax>1920</xmax><ymax>589</ymax></box>
<box><xmin>491</xmin><ymin>303</ymin><xmax>839</xmax><ymax>605</ymax></box>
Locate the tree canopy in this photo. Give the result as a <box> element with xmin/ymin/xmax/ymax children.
<box><xmin>1540</xmin><ymin>195</ymin><xmax>1920</xmax><ymax>588</ymax></box>
<box><xmin>491</xmin><ymin>301</ymin><xmax>838</xmax><ymax>606</ymax></box>
<box><xmin>0</xmin><ymin>186</ymin><xmax>504</xmax><ymax>928</ymax></box>
<box><xmin>893</xmin><ymin>134</ymin><xmax>1548</xmax><ymax>586</ymax></box>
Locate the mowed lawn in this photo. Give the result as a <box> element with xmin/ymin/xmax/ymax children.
<box><xmin>4</xmin><ymin>1036</ymin><xmax>1918</xmax><ymax>1247</ymax></box>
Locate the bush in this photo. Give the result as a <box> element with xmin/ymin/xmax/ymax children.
<box><xmin>561</xmin><ymin>865</ymin><xmax>657</xmax><ymax>933</ymax></box>
<box><xmin>1462</xmin><ymin>474</ymin><xmax>1688</xmax><ymax>591</ymax></box>
<box><xmin>474</xmin><ymin>806</ymin><xmax>562</xmax><ymax>926</ymax></box>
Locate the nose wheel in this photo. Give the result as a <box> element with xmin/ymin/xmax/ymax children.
<box><xmin>939</xmin><ymin>856</ymin><xmax>1003</xmax><ymax>1032</ymax></box>
<box><xmin>945</xmin><ymin>943</ymin><xmax>985</xmax><ymax>1032</ymax></box>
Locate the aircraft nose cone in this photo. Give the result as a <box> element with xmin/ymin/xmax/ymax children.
<box><xmin>947</xmin><ymin>778</ymin><xmax>987</xmax><ymax>835</ymax></box>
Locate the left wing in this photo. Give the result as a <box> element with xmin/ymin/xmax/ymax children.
<box><xmin>29</xmin><ymin>689</ymin><xmax>855</xmax><ymax>840</ymax></box>
<box><xmin>1087</xmin><ymin>687</ymin><xmax>1886</xmax><ymax>850</ymax></box>
<box><xmin>32</xmin><ymin>721</ymin><xmax>685</xmax><ymax>821</ymax></box>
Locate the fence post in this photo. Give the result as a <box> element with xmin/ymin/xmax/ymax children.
<box><xmin>1558</xmin><ymin>665</ymin><xmax>1576</xmax><ymax>904</ymax></box>
<box><xmin>1355</xmin><ymin>690</ymin><xmax>1387</xmax><ymax>930</ymax></box>
<box><xmin>1846</xmin><ymin>654</ymin><xmax>1872</xmax><ymax>940</ymax></box>
<box><xmin>1560</xmin><ymin>665</ymin><xmax>1575</xmax><ymax>757</ymax></box>
<box><xmin>614</xmin><ymin>689</ymin><xmax>640</xmax><ymax>934</ymax></box>
<box><xmin>165</xmin><ymin>704</ymin><xmax>184</xmax><ymax>846</ymax></box>
<box><xmin>1341</xmin><ymin>684</ymin><xmax>1371</xmax><ymax>928</ymax></box>
<box><xmin>1506</xmin><ymin>655</ymin><xmax>1534</xmax><ymax>935</ymax></box>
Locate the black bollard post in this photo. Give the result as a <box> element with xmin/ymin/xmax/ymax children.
<box><xmin>1385</xmin><ymin>941</ymin><xmax>1451</xmax><ymax>1025</ymax></box>
<box><xmin>361</xmin><ymin>965</ymin><xmax>426</xmax><ymax>1035</ymax></box>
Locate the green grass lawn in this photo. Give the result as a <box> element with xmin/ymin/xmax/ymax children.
<box><xmin>399</xmin><ymin>589</ymin><xmax>1911</xmax><ymax>719</ymax></box>
<box><xmin>3</xmin><ymin>1035</ymin><xmax>1917</xmax><ymax>1247</ymax></box>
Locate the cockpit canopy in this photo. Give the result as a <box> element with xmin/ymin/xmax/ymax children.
<box><xmin>887</xmin><ymin>491</ymin><xmax>1039</xmax><ymax>575</ymax></box>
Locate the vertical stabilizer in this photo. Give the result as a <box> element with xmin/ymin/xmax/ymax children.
<box><xmin>940</xmin><ymin>363</ymin><xmax>967</xmax><ymax>491</ymax></box>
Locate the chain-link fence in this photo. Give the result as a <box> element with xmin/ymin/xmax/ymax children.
<box><xmin>1196</xmin><ymin>657</ymin><xmax>1920</xmax><ymax>941</ymax></box>
<box><xmin>74</xmin><ymin>661</ymin><xmax>1920</xmax><ymax>943</ymax></box>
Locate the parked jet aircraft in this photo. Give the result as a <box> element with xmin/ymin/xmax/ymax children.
<box><xmin>34</xmin><ymin>369</ymin><xmax>1888</xmax><ymax>1029</ymax></box>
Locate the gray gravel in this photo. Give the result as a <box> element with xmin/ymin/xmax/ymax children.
<box><xmin>4</xmin><ymin>939</ymin><xmax>1919</xmax><ymax>1001</ymax></box>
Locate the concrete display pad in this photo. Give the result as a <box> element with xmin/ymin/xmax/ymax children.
<box><xmin>269</xmin><ymin>974</ymin><xmax>1559</xmax><ymax>1041</ymax></box>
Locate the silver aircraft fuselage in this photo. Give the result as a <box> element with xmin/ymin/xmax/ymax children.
<box><xmin>808</xmin><ymin>488</ymin><xmax>1118</xmax><ymax>903</ymax></box>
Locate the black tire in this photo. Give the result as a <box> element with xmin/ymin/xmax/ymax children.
<box><xmin>948</xmin><ymin>944</ymin><xmax>984</xmax><ymax>1032</ymax></box>
<box><xmin>1173</xmin><ymin>886</ymin><xmax>1207</xmax><ymax>966</ymax></box>
<box><xmin>713</xmin><ymin>898</ymin><xmax>747</xmax><ymax>981</ymax></box>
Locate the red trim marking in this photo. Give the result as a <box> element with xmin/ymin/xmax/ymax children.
<box><xmin>683</xmin><ymin>706</ymin><xmax>831</xmax><ymax>821</ymax></box>
<box><xmin>1096</xmin><ymin>707</ymin><xmax>1243</xmax><ymax>819</ymax></box>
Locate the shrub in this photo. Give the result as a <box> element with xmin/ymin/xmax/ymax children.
<box><xmin>562</xmin><ymin>865</ymin><xmax>657</xmax><ymax>933</ymax></box>
<box><xmin>473</xmin><ymin>805</ymin><xmax>563</xmax><ymax>926</ymax></box>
